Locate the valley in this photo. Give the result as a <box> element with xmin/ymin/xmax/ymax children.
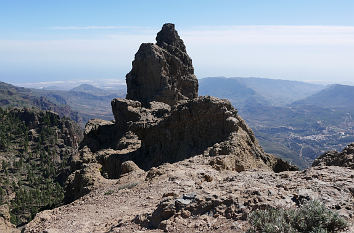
<box><xmin>199</xmin><ymin>77</ymin><xmax>354</xmax><ymax>168</ymax></box>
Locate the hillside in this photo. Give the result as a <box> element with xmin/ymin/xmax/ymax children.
<box><xmin>70</xmin><ymin>84</ymin><xmax>118</xmax><ymax>96</ymax></box>
<box><xmin>293</xmin><ymin>84</ymin><xmax>354</xmax><ymax>109</ymax></box>
<box><xmin>34</xmin><ymin>85</ymin><xmax>125</xmax><ymax>123</ymax></box>
<box><xmin>199</xmin><ymin>77</ymin><xmax>269</xmax><ymax>108</ymax></box>
<box><xmin>199</xmin><ymin>77</ymin><xmax>354</xmax><ymax>168</ymax></box>
<box><xmin>0</xmin><ymin>108</ymin><xmax>82</xmax><ymax>229</ymax></box>
<box><xmin>0</xmin><ymin>82</ymin><xmax>82</xmax><ymax>125</ymax></box>
<box><xmin>199</xmin><ymin>77</ymin><xmax>324</xmax><ymax>106</ymax></box>
<box><xmin>235</xmin><ymin>77</ymin><xmax>325</xmax><ymax>106</ymax></box>
<box><xmin>242</xmin><ymin>104</ymin><xmax>354</xmax><ymax>167</ymax></box>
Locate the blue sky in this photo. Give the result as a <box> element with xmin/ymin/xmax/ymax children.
<box><xmin>1</xmin><ymin>0</ymin><xmax>354</xmax><ymax>86</ymax></box>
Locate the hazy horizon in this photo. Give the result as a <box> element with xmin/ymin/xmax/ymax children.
<box><xmin>12</xmin><ymin>76</ymin><xmax>354</xmax><ymax>91</ymax></box>
<box><xmin>1</xmin><ymin>1</ymin><xmax>354</xmax><ymax>85</ymax></box>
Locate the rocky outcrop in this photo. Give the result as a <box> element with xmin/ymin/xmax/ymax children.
<box><xmin>126</xmin><ymin>23</ymin><xmax>198</xmax><ymax>106</ymax></box>
<box><xmin>61</xmin><ymin>24</ymin><xmax>296</xmax><ymax>204</ymax></box>
<box><xmin>78</xmin><ymin>95</ymin><xmax>294</xmax><ymax>178</ymax></box>
<box><xmin>312</xmin><ymin>143</ymin><xmax>354</xmax><ymax>168</ymax></box>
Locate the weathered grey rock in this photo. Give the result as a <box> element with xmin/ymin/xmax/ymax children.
<box><xmin>64</xmin><ymin>163</ymin><xmax>105</xmax><ymax>203</ymax></box>
<box><xmin>84</xmin><ymin>118</ymin><xmax>113</xmax><ymax>135</ymax></box>
<box><xmin>126</xmin><ymin>23</ymin><xmax>198</xmax><ymax>106</ymax></box>
<box><xmin>111</xmin><ymin>98</ymin><xmax>142</xmax><ymax>126</ymax></box>
<box><xmin>110</xmin><ymin>95</ymin><xmax>293</xmax><ymax>173</ymax></box>
<box><xmin>150</xmin><ymin>197</ymin><xmax>176</xmax><ymax>228</ymax></box>
<box><xmin>120</xmin><ymin>160</ymin><xmax>142</xmax><ymax>175</ymax></box>
<box><xmin>111</xmin><ymin>98</ymin><xmax>170</xmax><ymax>128</ymax></box>
<box><xmin>156</xmin><ymin>23</ymin><xmax>186</xmax><ymax>52</ymax></box>
<box><xmin>133</xmin><ymin>96</ymin><xmax>240</xmax><ymax>169</ymax></box>
<box><xmin>312</xmin><ymin>143</ymin><xmax>354</xmax><ymax>168</ymax></box>
<box><xmin>81</xmin><ymin>119</ymin><xmax>123</xmax><ymax>152</ymax></box>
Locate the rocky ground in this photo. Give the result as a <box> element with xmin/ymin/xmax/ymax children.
<box><xmin>24</xmin><ymin>154</ymin><xmax>353</xmax><ymax>233</ymax></box>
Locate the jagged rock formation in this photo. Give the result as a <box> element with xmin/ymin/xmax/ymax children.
<box><xmin>110</xmin><ymin>96</ymin><xmax>292</xmax><ymax>171</ymax></box>
<box><xmin>312</xmin><ymin>143</ymin><xmax>354</xmax><ymax>168</ymax></box>
<box><xmin>126</xmin><ymin>23</ymin><xmax>198</xmax><ymax>106</ymax></box>
<box><xmin>59</xmin><ymin>23</ymin><xmax>296</xmax><ymax>204</ymax></box>
<box><xmin>64</xmin><ymin>94</ymin><xmax>296</xmax><ymax>201</ymax></box>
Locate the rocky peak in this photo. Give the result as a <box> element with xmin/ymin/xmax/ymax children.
<box><xmin>126</xmin><ymin>23</ymin><xmax>198</xmax><ymax>107</ymax></box>
<box><xmin>156</xmin><ymin>23</ymin><xmax>186</xmax><ymax>52</ymax></box>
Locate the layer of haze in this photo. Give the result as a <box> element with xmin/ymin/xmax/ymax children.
<box><xmin>1</xmin><ymin>0</ymin><xmax>354</xmax><ymax>86</ymax></box>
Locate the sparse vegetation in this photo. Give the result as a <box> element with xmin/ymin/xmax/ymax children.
<box><xmin>104</xmin><ymin>190</ymin><xmax>114</xmax><ymax>195</ymax></box>
<box><xmin>247</xmin><ymin>200</ymin><xmax>348</xmax><ymax>233</ymax></box>
<box><xmin>103</xmin><ymin>182</ymin><xmax>138</xmax><ymax>195</ymax></box>
<box><xmin>117</xmin><ymin>182</ymin><xmax>138</xmax><ymax>191</ymax></box>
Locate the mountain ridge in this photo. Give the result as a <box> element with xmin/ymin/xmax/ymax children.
<box><xmin>292</xmin><ymin>84</ymin><xmax>354</xmax><ymax>109</ymax></box>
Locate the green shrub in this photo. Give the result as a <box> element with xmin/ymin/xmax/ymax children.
<box><xmin>247</xmin><ymin>200</ymin><xmax>348</xmax><ymax>233</ymax></box>
<box><xmin>104</xmin><ymin>190</ymin><xmax>114</xmax><ymax>195</ymax></box>
<box><xmin>117</xmin><ymin>182</ymin><xmax>138</xmax><ymax>190</ymax></box>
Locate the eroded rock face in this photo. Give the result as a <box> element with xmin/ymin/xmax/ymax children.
<box><xmin>312</xmin><ymin>143</ymin><xmax>354</xmax><ymax>168</ymax></box>
<box><xmin>126</xmin><ymin>23</ymin><xmax>198</xmax><ymax>106</ymax></box>
<box><xmin>74</xmin><ymin>94</ymin><xmax>294</xmax><ymax>187</ymax></box>
<box><xmin>132</xmin><ymin>96</ymin><xmax>268</xmax><ymax>170</ymax></box>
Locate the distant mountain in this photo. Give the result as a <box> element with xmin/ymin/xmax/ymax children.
<box><xmin>0</xmin><ymin>81</ymin><xmax>82</xmax><ymax>124</ymax></box>
<box><xmin>42</xmin><ymin>86</ymin><xmax>70</xmax><ymax>91</ymax></box>
<box><xmin>292</xmin><ymin>84</ymin><xmax>354</xmax><ymax>109</ymax></box>
<box><xmin>70</xmin><ymin>84</ymin><xmax>115</xmax><ymax>96</ymax></box>
<box><xmin>0</xmin><ymin>81</ymin><xmax>126</xmax><ymax>126</ymax></box>
<box><xmin>234</xmin><ymin>77</ymin><xmax>325</xmax><ymax>106</ymax></box>
<box><xmin>35</xmin><ymin>84</ymin><xmax>126</xmax><ymax>124</ymax></box>
<box><xmin>200</xmin><ymin>77</ymin><xmax>325</xmax><ymax>107</ymax></box>
<box><xmin>199</xmin><ymin>77</ymin><xmax>269</xmax><ymax>108</ymax></box>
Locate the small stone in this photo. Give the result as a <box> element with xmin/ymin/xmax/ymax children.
<box><xmin>204</xmin><ymin>174</ymin><xmax>213</xmax><ymax>182</ymax></box>
<box><xmin>181</xmin><ymin>210</ymin><xmax>191</xmax><ymax>218</ymax></box>
<box><xmin>183</xmin><ymin>193</ymin><xmax>197</xmax><ymax>200</ymax></box>
<box><xmin>163</xmin><ymin>192</ymin><xmax>178</xmax><ymax>198</ymax></box>
<box><xmin>175</xmin><ymin>198</ymin><xmax>192</xmax><ymax>205</ymax></box>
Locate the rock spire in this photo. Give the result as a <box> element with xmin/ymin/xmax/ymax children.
<box><xmin>126</xmin><ymin>23</ymin><xmax>198</xmax><ymax>107</ymax></box>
